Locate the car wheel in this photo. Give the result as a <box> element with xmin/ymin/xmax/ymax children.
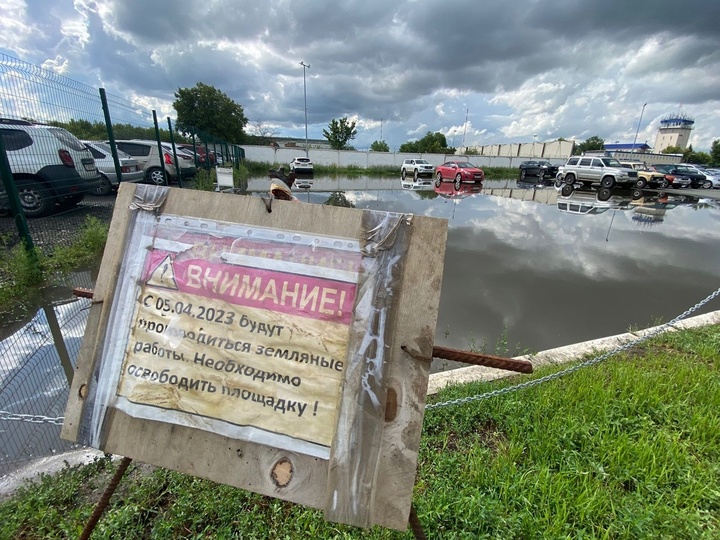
<box><xmin>554</xmin><ymin>178</ymin><xmax>563</xmax><ymax>188</ymax></box>
<box><xmin>435</xmin><ymin>173</ymin><xmax>443</xmax><ymax>187</ymax></box>
<box><xmin>520</xmin><ymin>169</ymin><xmax>527</xmax><ymax>181</ymax></box>
<box><xmin>401</xmin><ymin>169</ymin><xmax>406</xmax><ymax>180</ymax></box>
<box><xmin>561</xmin><ymin>184</ymin><xmax>574</xmax><ymax>197</ymax></box>
<box><xmin>564</xmin><ymin>173</ymin><xmax>576</xmax><ymax>185</ymax></box>
<box><xmin>17</xmin><ymin>180</ymin><xmax>55</xmax><ymax>217</ymax></box>
<box><xmin>147</xmin><ymin>167</ymin><xmax>165</xmax><ymax>185</ymax></box>
<box><xmin>94</xmin><ymin>174</ymin><xmax>112</xmax><ymax>196</ymax></box>
<box><xmin>634</xmin><ymin>178</ymin><xmax>647</xmax><ymax>189</ymax></box>
<box><xmin>413</xmin><ymin>169</ymin><xmax>419</xmax><ymax>181</ymax></box>
<box><xmin>600</xmin><ymin>176</ymin><xmax>615</xmax><ymax>189</ymax></box>
<box><xmin>597</xmin><ymin>187</ymin><xmax>612</xmax><ymax>201</ymax></box>
<box><xmin>702</xmin><ymin>180</ymin><xmax>713</xmax><ymax>189</ymax></box>
<box><xmin>454</xmin><ymin>174</ymin><xmax>462</xmax><ymax>191</ymax></box>
<box><xmin>659</xmin><ymin>178</ymin><xmax>670</xmax><ymax>189</ymax></box>
<box><xmin>631</xmin><ymin>189</ymin><xmax>643</xmax><ymax>201</ymax></box>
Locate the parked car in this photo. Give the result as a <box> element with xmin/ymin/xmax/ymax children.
<box><xmin>114</xmin><ymin>140</ymin><xmax>196</xmax><ymax>185</ymax></box>
<box><xmin>82</xmin><ymin>140</ymin><xmax>144</xmax><ymax>195</ymax></box>
<box><xmin>434</xmin><ymin>161</ymin><xmax>484</xmax><ymax>190</ymax></box>
<box><xmin>161</xmin><ymin>143</ymin><xmax>198</xmax><ymax>179</ymax></box>
<box><xmin>289</xmin><ymin>156</ymin><xmax>313</xmax><ymax>175</ymax></box>
<box><xmin>177</xmin><ymin>143</ymin><xmax>216</xmax><ymax>167</ymax></box>
<box><xmin>617</xmin><ymin>160</ymin><xmax>667</xmax><ymax>189</ymax></box>
<box><xmin>0</xmin><ymin>118</ymin><xmax>102</xmax><ymax>217</ymax></box>
<box><xmin>401</xmin><ymin>178</ymin><xmax>434</xmax><ymax>191</ymax></box>
<box><xmin>648</xmin><ymin>165</ymin><xmax>693</xmax><ymax>189</ymax></box>
<box><xmin>518</xmin><ymin>160</ymin><xmax>559</xmax><ymax>180</ymax></box>
<box><xmin>675</xmin><ymin>164</ymin><xmax>720</xmax><ymax>189</ymax></box>
<box><xmin>401</xmin><ymin>158</ymin><xmax>435</xmax><ymax>180</ymax></box>
<box><xmin>557</xmin><ymin>155</ymin><xmax>638</xmax><ymax>188</ymax></box>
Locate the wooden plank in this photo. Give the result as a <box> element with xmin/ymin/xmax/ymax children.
<box><xmin>371</xmin><ymin>214</ymin><xmax>447</xmax><ymax>529</ymax></box>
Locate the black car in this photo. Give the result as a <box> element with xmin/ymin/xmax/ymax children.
<box><xmin>650</xmin><ymin>164</ymin><xmax>701</xmax><ymax>189</ymax></box>
<box><xmin>518</xmin><ymin>160</ymin><xmax>559</xmax><ymax>180</ymax></box>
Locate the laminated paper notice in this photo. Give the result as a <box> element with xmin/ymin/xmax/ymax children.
<box><xmin>115</xmin><ymin>220</ymin><xmax>361</xmax><ymax>451</ymax></box>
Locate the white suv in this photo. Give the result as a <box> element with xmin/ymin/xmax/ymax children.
<box><xmin>0</xmin><ymin>119</ymin><xmax>102</xmax><ymax>217</ymax></box>
<box><xmin>401</xmin><ymin>158</ymin><xmax>434</xmax><ymax>180</ymax></box>
<box><xmin>558</xmin><ymin>155</ymin><xmax>639</xmax><ymax>188</ymax></box>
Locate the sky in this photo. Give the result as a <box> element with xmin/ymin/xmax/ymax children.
<box><xmin>1</xmin><ymin>0</ymin><xmax>719</xmax><ymax>152</ymax></box>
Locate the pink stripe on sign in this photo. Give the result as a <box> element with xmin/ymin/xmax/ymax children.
<box><xmin>148</xmin><ymin>256</ymin><xmax>357</xmax><ymax>324</ymax></box>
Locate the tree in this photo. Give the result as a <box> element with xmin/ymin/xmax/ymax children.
<box><xmin>173</xmin><ymin>82</ymin><xmax>248</xmax><ymax>143</ymax></box>
<box><xmin>399</xmin><ymin>132</ymin><xmax>455</xmax><ymax>154</ymax></box>
<box><xmin>323</xmin><ymin>118</ymin><xmax>357</xmax><ymax>150</ymax></box>
<box><xmin>710</xmin><ymin>140</ymin><xmax>720</xmax><ymax>166</ymax></box>
<box><xmin>324</xmin><ymin>191</ymin><xmax>355</xmax><ymax>208</ymax></box>
<box><xmin>661</xmin><ymin>145</ymin><xmax>684</xmax><ymax>155</ymax></box>
<box><xmin>370</xmin><ymin>140</ymin><xmax>390</xmax><ymax>152</ymax></box>
<box><xmin>572</xmin><ymin>135</ymin><xmax>605</xmax><ymax>155</ymax></box>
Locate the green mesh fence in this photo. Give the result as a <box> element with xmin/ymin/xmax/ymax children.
<box><xmin>0</xmin><ymin>53</ymin><xmax>240</xmax><ymax>475</ymax></box>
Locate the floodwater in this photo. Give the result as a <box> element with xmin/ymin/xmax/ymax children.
<box><xmin>3</xmin><ymin>175</ymin><xmax>720</xmax><ymax>473</ymax></box>
<box><xmin>254</xmin><ymin>175</ymin><xmax>720</xmax><ymax>358</ymax></box>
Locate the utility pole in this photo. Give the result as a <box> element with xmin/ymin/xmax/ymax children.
<box><xmin>300</xmin><ymin>61</ymin><xmax>310</xmax><ymax>157</ymax></box>
<box><xmin>461</xmin><ymin>108</ymin><xmax>469</xmax><ymax>148</ymax></box>
<box><xmin>632</xmin><ymin>103</ymin><xmax>647</xmax><ymax>153</ymax></box>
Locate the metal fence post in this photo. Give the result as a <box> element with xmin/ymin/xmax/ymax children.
<box><xmin>167</xmin><ymin>117</ymin><xmax>183</xmax><ymax>188</ymax></box>
<box><xmin>0</xmin><ymin>130</ymin><xmax>39</xmax><ymax>269</ymax></box>
<box><xmin>99</xmin><ymin>88</ymin><xmax>124</xmax><ymax>186</ymax></box>
<box><xmin>152</xmin><ymin>111</ymin><xmax>168</xmax><ymax>186</ymax></box>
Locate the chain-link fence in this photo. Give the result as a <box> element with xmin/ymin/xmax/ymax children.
<box><xmin>0</xmin><ymin>54</ymin><xmax>245</xmax><ymax>476</ymax></box>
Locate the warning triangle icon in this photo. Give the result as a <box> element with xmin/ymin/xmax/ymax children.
<box><xmin>146</xmin><ymin>254</ymin><xmax>178</xmax><ymax>290</ymax></box>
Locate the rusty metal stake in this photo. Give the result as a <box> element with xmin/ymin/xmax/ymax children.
<box><xmin>78</xmin><ymin>456</ymin><xmax>132</xmax><ymax>540</ymax></box>
<box><xmin>408</xmin><ymin>504</ymin><xmax>426</xmax><ymax>540</ymax></box>
<box><xmin>432</xmin><ymin>345</ymin><xmax>533</xmax><ymax>373</ymax></box>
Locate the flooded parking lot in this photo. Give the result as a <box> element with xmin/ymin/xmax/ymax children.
<box><xmin>3</xmin><ymin>175</ymin><xmax>720</xmax><ymax>472</ymax></box>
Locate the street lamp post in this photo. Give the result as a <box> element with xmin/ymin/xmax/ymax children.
<box><xmin>632</xmin><ymin>103</ymin><xmax>647</xmax><ymax>153</ymax></box>
<box><xmin>300</xmin><ymin>61</ymin><xmax>310</xmax><ymax>157</ymax></box>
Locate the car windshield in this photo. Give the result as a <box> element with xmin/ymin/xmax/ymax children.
<box><xmin>600</xmin><ymin>158</ymin><xmax>622</xmax><ymax>167</ymax></box>
<box><xmin>456</xmin><ymin>162</ymin><xmax>475</xmax><ymax>168</ymax></box>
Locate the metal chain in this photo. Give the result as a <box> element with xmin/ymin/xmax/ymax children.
<box><xmin>2</xmin><ymin>288</ymin><xmax>719</xmax><ymax>423</ymax></box>
<box><xmin>0</xmin><ymin>411</ymin><xmax>65</xmax><ymax>425</ymax></box>
<box><xmin>426</xmin><ymin>286</ymin><xmax>720</xmax><ymax>411</ymax></box>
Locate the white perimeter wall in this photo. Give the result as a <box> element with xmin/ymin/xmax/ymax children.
<box><xmin>240</xmin><ymin>145</ymin><xmax>571</xmax><ymax>169</ymax></box>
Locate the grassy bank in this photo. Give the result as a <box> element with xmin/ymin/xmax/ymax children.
<box><xmin>2</xmin><ymin>325</ymin><xmax>718</xmax><ymax>538</ymax></box>
<box><xmin>0</xmin><ymin>216</ymin><xmax>108</xmax><ymax>318</ymax></box>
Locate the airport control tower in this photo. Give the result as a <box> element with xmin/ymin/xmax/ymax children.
<box><xmin>654</xmin><ymin>114</ymin><xmax>694</xmax><ymax>152</ymax></box>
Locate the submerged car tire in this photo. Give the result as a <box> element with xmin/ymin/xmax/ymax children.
<box><xmin>17</xmin><ymin>180</ymin><xmax>55</xmax><ymax>217</ymax></box>
<box><xmin>454</xmin><ymin>174</ymin><xmax>462</xmax><ymax>191</ymax></box>
<box><xmin>520</xmin><ymin>169</ymin><xmax>527</xmax><ymax>181</ymax></box>
<box><xmin>600</xmin><ymin>176</ymin><xmax>615</xmax><ymax>189</ymax></box>
<box><xmin>634</xmin><ymin>178</ymin><xmax>647</xmax><ymax>189</ymax></box>
<box><xmin>597</xmin><ymin>187</ymin><xmax>612</xmax><ymax>201</ymax></box>
<box><xmin>401</xmin><ymin>169</ymin><xmax>407</xmax><ymax>180</ymax></box>
<box><xmin>413</xmin><ymin>169</ymin><xmax>419</xmax><ymax>181</ymax></box>
<box><xmin>147</xmin><ymin>167</ymin><xmax>165</xmax><ymax>186</ymax></box>
<box><xmin>564</xmin><ymin>173</ymin><xmax>576</xmax><ymax>185</ymax></box>
<box><xmin>561</xmin><ymin>184</ymin><xmax>574</xmax><ymax>197</ymax></box>
<box><xmin>435</xmin><ymin>173</ymin><xmax>443</xmax><ymax>187</ymax></box>
<box><xmin>631</xmin><ymin>189</ymin><xmax>643</xmax><ymax>200</ymax></box>
<box><xmin>659</xmin><ymin>178</ymin><xmax>670</xmax><ymax>189</ymax></box>
<box><xmin>701</xmin><ymin>179</ymin><xmax>713</xmax><ymax>189</ymax></box>
<box><xmin>554</xmin><ymin>178</ymin><xmax>564</xmax><ymax>188</ymax></box>
<box><xmin>94</xmin><ymin>174</ymin><xmax>112</xmax><ymax>196</ymax></box>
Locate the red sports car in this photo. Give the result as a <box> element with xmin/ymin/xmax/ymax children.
<box><xmin>435</xmin><ymin>160</ymin><xmax>484</xmax><ymax>190</ymax></box>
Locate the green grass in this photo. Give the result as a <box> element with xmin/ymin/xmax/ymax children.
<box><xmin>2</xmin><ymin>325</ymin><xmax>719</xmax><ymax>538</ymax></box>
<box><xmin>0</xmin><ymin>216</ymin><xmax>108</xmax><ymax>317</ymax></box>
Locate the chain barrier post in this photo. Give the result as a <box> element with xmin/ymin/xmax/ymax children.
<box><xmin>152</xmin><ymin>110</ymin><xmax>168</xmax><ymax>186</ymax></box>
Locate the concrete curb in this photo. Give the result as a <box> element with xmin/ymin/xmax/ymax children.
<box><xmin>427</xmin><ymin>310</ymin><xmax>720</xmax><ymax>395</ymax></box>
